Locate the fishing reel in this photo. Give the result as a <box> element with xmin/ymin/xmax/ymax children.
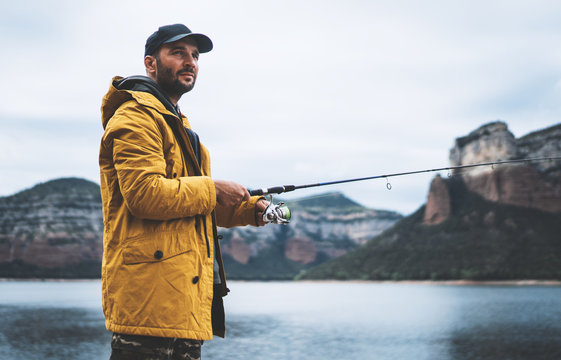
<box><xmin>262</xmin><ymin>196</ymin><xmax>291</xmax><ymax>225</ymax></box>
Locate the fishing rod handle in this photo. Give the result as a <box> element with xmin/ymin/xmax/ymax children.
<box><xmin>249</xmin><ymin>185</ymin><xmax>295</xmax><ymax>196</ymax></box>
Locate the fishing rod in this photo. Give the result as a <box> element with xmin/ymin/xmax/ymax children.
<box><xmin>250</xmin><ymin>155</ymin><xmax>561</xmax><ymax>197</ymax></box>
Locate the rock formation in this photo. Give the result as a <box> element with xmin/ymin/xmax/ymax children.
<box><xmin>423</xmin><ymin>175</ymin><xmax>451</xmax><ymax>225</ymax></box>
<box><xmin>449</xmin><ymin>121</ymin><xmax>518</xmax><ymax>176</ymax></box>
<box><xmin>425</xmin><ymin>121</ymin><xmax>561</xmax><ymax>224</ymax></box>
<box><xmin>222</xmin><ymin>236</ymin><xmax>251</xmax><ymax>264</ymax></box>
<box><xmin>0</xmin><ymin>180</ymin><xmax>401</xmax><ymax>278</ymax></box>
<box><xmin>0</xmin><ymin>178</ymin><xmax>103</xmax><ymax>270</ymax></box>
<box><xmin>219</xmin><ymin>192</ymin><xmax>403</xmax><ymax>270</ymax></box>
<box><xmin>285</xmin><ymin>236</ymin><xmax>317</xmax><ymax>264</ymax></box>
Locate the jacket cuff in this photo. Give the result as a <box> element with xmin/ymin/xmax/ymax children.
<box><xmin>207</xmin><ymin>177</ymin><xmax>217</xmax><ymax>212</ymax></box>
<box><xmin>248</xmin><ymin>195</ymin><xmax>265</xmax><ymax>226</ymax></box>
<box><xmin>176</xmin><ymin>176</ymin><xmax>216</xmax><ymax>216</ymax></box>
<box><xmin>205</xmin><ymin>177</ymin><xmax>217</xmax><ymax>214</ymax></box>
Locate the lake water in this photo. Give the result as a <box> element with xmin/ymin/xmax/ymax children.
<box><xmin>1</xmin><ymin>281</ymin><xmax>561</xmax><ymax>360</ymax></box>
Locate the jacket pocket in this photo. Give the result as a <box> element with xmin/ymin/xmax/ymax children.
<box><xmin>123</xmin><ymin>232</ymin><xmax>191</xmax><ymax>265</ymax></box>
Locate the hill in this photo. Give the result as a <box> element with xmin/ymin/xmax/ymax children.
<box><xmin>219</xmin><ymin>192</ymin><xmax>402</xmax><ymax>280</ymax></box>
<box><xmin>300</xmin><ymin>122</ymin><xmax>561</xmax><ymax>281</ymax></box>
<box><xmin>299</xmin><ymin>178</ymin><xmax>561</xmax><ymax>280</ymax></box>
<box><xmin>0</xmin><ymin>178</ymin><xmax>103</xmax><ymax>278</ymax></box>
<box><xmin>0</xmin><ymin>180</ymin><xmax>401</xmax><ymax>279</ymax></box>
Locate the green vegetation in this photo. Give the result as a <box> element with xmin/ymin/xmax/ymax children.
<box><xmin>5</xmin><ymin>176</ymin><xmax>559</xmax><ymax>281</ymax></box>
<box><xmin>285</xmin><ymin>192</ymin><xmax>366</xmax><ymax>213</ymax></box>
<box><xmin>0</xmin><ymin>260</ymin><xmax>101</xmax><ymax>279</ymax></box>
<box><xmin>299</xmin><ymin>178</ymin><xmax>561</xmax><ymax>281</ymax></box>
<box><xmin>223</xmin><ymin>251</ymin><xmax>330</xmax><ymax>281</ymax></box>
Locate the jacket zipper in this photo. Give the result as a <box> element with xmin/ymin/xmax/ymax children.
<box><xmin>167</xmin><ymin>114</ymin><xmax>210</xmax><ymax>259</ymax></box>
<box><xmin>169</xmin><ymin>115</ymin><xmax>210</xmax><ymax>258</ymax></box>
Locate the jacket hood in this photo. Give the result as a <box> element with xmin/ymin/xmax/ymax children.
<box><xmin>101</xmin><ymin>75</ymin><xmax>179</xmax><ymax>129</ymax></box>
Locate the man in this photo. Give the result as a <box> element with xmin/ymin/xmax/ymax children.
<box><xmin>99</xmin><ymin>24</ymin><xmax>268</xmax><ymax>359</ymax></box>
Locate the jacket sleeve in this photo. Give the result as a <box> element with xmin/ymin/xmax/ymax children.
<box><xmin>104</xmin><ymin>103</ymin><xmax>216</xmax><ymax>220</ymax></box>
<box><xmin>215</xmin><ymin>196</ymin><xmax>263</xmax><ymax>228</ymax></box>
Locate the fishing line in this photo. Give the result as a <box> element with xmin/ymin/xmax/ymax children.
<box><xmin>249</xmin><ymin>155</ymin><xmax>561</xmax><ymax>196</ymax></box>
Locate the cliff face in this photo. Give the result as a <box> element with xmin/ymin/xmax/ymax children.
<box><xmin>219</xmin><ymin>192</ymin><xmax>403</xmax><ymax>279</ymax></box>
<box><xmin>0</xmin><ymin>180</ymin><xmax>401</xmax><ymax>279</ymax></box>
<box><xmin>300</xmin><ymin>121</ymin><xmax>561</xmax><ymax>281</ymax></box>
<box><xmin>425</xmin><ymin>121</ymin><xmax>561</xmax><ymax>223</ymax></box>
<box><xmin>0</xmin><ymin>178</ymin><xmax>103</xmax><ymax>271</ymax></box>
<box><xmin>449</xmin><ymin>122</ymin><xmax>519</xmax><ymax>176</ymax></box>
<box><xmin>301</xmin><ymin>177</ymin><xmax>561</xmax><ymax>281</ymax></box>
<box><xmin>423</xmin><ymin>175</ymin><xmax>451</xmax><ymax>225</ymax></box>
<box><xmin>221</xmin><ymin>206</ymin><xmax>400</xmax><ymax>265</ymax></box>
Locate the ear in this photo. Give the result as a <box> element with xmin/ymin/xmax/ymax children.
<box><xmin>144</xmin><ymin>55</ymin><xmax>157</xmax><ymax>76</ymax></box>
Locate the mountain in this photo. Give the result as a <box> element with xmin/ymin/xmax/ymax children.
<box><xmin>448</xmin><ymin>121</ymin><xmax>561</xmax><ymax>214</ymax></box>
<box><xmin>0</xmin><ymin>180</ymin><xmax>401</xmax><ymax>279</ymax></box>
<box><xmin>0</xmin><ymin>178</ymin><xmax>103</xmax><ymax>278</ymax></box>
<box><xmin>219</xmin><ymin>192</ymin><xmax>402</xmax><ymax>279</ymax></box>
<box><xmin>300</xmin><ymin>122</ymin><xmax>561</xmax><ymax>281</ymax></box>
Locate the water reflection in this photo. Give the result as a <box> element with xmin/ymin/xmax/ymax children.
<box><xmin>2</xmin><ymin>282</ymin><xmax>561</xmax><ymax>360</ymax></box>
<box><xmin>446</xmin><ymin>286</ymin><xmax>561</xmax><ymax>360</ymax></box>
<box><xmin>0</xmin><ymin>306</ymin><xmax>110</xmax><ymax>360</ymax></box>
<box><xmin>449</xmin><ymin>322</ymin><xmax>561</xmax><ymax>360</ymax></box>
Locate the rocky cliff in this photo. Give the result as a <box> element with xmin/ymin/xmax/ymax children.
<box><xmin>219</xmin><ymin>192</ymin><xmax>402</xmax><ymax>279</ymax></box>
<box><xmin>0</xmin><ymin>180</ymin><xmax>401</xmax><ymax>279</ymax></box>
<box><xmin>301</xmin><ymin>121</ymin><xmax>561</xmax><ymax>281</ymax></box>
<box><xmin>0</xmin><ymin>178</ymin><xmax>103</xmax><ymax>277</ymax></box>
<box><xmin>426</xmin><ymin>121</ymin><xmax>561</xmax><ymax>224</ymax></box>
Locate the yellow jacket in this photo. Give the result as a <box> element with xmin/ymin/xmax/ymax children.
<box><xmin>99</xmin><ymin>76</ymin><xmax>260</xmax><ymax>340</ymax></box>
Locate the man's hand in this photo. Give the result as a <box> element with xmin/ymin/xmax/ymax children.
<box><xmin>255</xmin><ymin>198</ymin><xmax>269</xmax><ymax>226</ymax></box>
<box><xmin>214</xmin><ymin>180</ymin><xmax>250</xmax><ymax>207</ymax></box>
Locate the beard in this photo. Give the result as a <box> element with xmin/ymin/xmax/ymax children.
<box><xmin>156</xmin><ymin>61</ymin><xmax>196</xmax><ymax>98</ymax></box>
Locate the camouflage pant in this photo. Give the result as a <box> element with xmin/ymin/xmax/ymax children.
<box><xmin>110</xmin><ymin>333</ymin><xmax>203</xmax><ymax>360</ymax></box>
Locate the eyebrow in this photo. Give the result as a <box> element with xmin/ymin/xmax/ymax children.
<box><xmin>170</xmin><ymin>45</ymin><xmax>199</xmax><ymax>55</ymax></box>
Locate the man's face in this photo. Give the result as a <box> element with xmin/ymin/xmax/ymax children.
<box><xmin>153</xmin><ymin>38</ymin><xmax>199</xmax><ymax>98</ymax></box>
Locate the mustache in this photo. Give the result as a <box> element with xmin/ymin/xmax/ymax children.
<box><xmin>177</xmin><ymin>68</ymin><xmax>195</xmax><ymax>76</ymax></box>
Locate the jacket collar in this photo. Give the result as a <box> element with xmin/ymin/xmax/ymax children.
<box><xmin>113</xmin><ymin>75</ymin><xmax>181</xmax><ymax>118</ymax></box>
<box><xmin>114</xmin><ymin>75</ymin><xmax>180</xmax><ymax>117</ymax></box>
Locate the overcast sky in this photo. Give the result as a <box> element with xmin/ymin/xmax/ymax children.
<box><xmin>1</xmin><ymin>0</ymin><xmax>561</xmax><ymax>214</ymax></box>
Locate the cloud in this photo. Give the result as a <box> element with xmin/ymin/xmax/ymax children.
<box><xmin>1</xmin><ymin>0</ymin><xmax>561</xmax><ymax>214</ymax></box>
<box><xmin>0</xmin><ymin>116</ymin><xmax>102</xmax><ymax>194</ymax></box>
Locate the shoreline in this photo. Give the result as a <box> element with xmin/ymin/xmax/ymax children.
<box><xmin>2</xmin><ymin>278</ymin><xmax>560</xmax><ymax>286</ymax></box>
<box><xmin>294</xmin><ymin>279</ymin><xmax>561</xmax><ymax>286</ymax></box>
<box><xmin>0</xmin><ymin>278</ymin><xmax>100</xmax><ymax>282</ymax></box>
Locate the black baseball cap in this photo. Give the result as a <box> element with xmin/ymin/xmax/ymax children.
<box><xmin>144</xmin><ymin>24</ymin><xmax>213</xmax><ymax>56</ymax></box>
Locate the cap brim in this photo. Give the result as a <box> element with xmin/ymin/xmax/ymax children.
<box><xmin>163</xmin><ymin>33</ymin><xmax>213</xmax><ymax>53</ymax></box>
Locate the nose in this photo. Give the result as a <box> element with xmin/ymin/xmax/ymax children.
<box><xmin>183</xmin><ymin>53</ymin><xmax>197</xmax><ymax>69</ymax></box>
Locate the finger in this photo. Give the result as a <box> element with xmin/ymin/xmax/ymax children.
<box><xmin>241</xmin><ymin>188</ymin><xmax>251</xmax><ymax>202</ymax></box>
<box><xmin>256</xmin><ymin>212</ymin><xmax>266</xmax><ymax>226</ymax></box>
<box><xmin>258</xmin><ymin>201</ymin><xmax>269</xmax><ymax>211</ymax></box>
